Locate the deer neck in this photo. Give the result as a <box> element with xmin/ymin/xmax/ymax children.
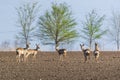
<box><xmin>81</xmin><ymin>46</ymin><xmax>85</xmax><ymax>52</ymax></box>
<box><xmin>56</xmin><ymin>47</ymin><xmax>59</xmax><ymax>52</ymax></box>
<box><xmin>35</xmin><ymin>47</ymin><xmax>39</xmax><ymax>51</ymax></box>
<box><xmin>24</xmin><ymin>46</ymin><xmax>29</xmax><ymax>50</ymax></box>
<box><xmin>95</xmin><ymin>45</ymin><xmax>99</xmax><ymax>51</ymax></box>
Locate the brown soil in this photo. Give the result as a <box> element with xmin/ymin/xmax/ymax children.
<box><xmin>0</xmin><ymin>51</ymin><xmax>120</xmax><ymax>80</ymax></box>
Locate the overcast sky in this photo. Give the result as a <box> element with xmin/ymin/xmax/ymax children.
<box><xmin>0</xmin><ymin>0</ymin><xmax>120</xmax><ymax>51</ymax></box>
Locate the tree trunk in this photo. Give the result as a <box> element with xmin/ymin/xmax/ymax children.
<box><xmin>55</xmin><ymin>41</ymin><xmax>59</xmax><ymax>51</ymax></box>
<box><xmin>117</xmin><ymin>40</ymin><xmax>119</xmax><ymax>51</ymax></box>
<box><xmin>89</xmin><ymin>38</ymin><xmax>92</xmax><ymax>50</ymax></box>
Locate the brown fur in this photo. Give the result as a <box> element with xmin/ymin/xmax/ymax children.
<box><xmin>93</xmin><ymin>43</ymin><xmax>100</xmax><ymax>62</ymax></box>
<box><xmin>16</xmin><ymin>43</ymin><xmax>30</xmax><ymax>62</ymax></box>
<box><xmin>80</xmin><ymin>44</ymin><xmax>91</xmax><ymax>62</ymax></box>
<box><xmin>25</xmin><ymin>44</ymin><xmax>40</xmax><ymax>61</ymax></box>
<box><xmin>56</xmin><ymin>47</ymin><xmax>67</xmax><ymax>61</ymax></box>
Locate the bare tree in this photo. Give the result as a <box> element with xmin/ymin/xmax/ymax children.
<box><xmin>14</xmin><ymin>40</ymin><xmax>20</xmax><ymax>49</ymax></box>
<box><xmin>0</xmin><ymin>41</ymin><xmax>11</xmax><ymax>51</ymax></box>
<box><xmin>109</xmin><ymin>11</ymin><xmax>120</xmax><ymax>51</ymax></box>
<box><xmin>16</xmin><ymin>2</ymin><xmax>39</xmax><ymax>45</ymax></box>
<box><xmin>80</xmin><ymin>10</ymin><xmax>107</xmax><ymax>49</ymax></box>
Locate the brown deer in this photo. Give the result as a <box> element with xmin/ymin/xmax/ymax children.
<box><xmin>80</xmin><ymin>44</ymin><xmax>91</xmax><ymax>62</ymax></box>
<box><xmin>56</xmin><ymin>46</ymin><xmax>67</xmax><ymax>61</ymax></box>
<box><xmin>16</xmin><ymin>43</ymin><xmax>30</xmax><ymax>62</ymax></box>
<box><xmin>25</xmin><ymin>44</ymin><xmax>40</xmax><ymax>61</ymax></box>
<box><xmin>93</xmin><ymin>43</ymin><xmax>100</xmax><ymax>62</ymax></box>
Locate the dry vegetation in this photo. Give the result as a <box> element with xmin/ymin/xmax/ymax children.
<box><xmin>0</xmin><ymin>51</ymin><xmax>120</xmax><ymax>80</ymax></box>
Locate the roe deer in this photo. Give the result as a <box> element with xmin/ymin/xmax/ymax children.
<box><xmin>25</xmin><ymin>44</ymin><xmax>40</xmax><ymax>61</ymax></box>
<box><xmin>56</xmin><ymin>47</ymin><xmax>67</xmax><ymax>61</ymax></box>
<box><xmin>16</xmin><ymin>43</ymin><xmax>30</xmax><ymax>62</ymax></box>
<box><xmin>80</xmin><ymin>44</ymin><xmax>91</xmax><ymax>62</ymax></box>
<box><xmin>93</xmin><ymin>43</ymin><xmax>100</xmax><ymax>62</ymax></box>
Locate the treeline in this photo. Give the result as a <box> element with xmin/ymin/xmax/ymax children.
<box><xmin>3</xmin><ymin>2</ymin><xmax>120</xmax><ymax>51</ymax></box>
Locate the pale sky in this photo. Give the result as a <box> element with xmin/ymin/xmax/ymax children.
<box><xmin>0</xmin><ymin>0</ymin><xmax>120</xmax><ymax>51</ymax></box>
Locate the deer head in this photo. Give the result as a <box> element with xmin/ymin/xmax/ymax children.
<box><xmin>36</xmin><ymin>44</ymin><xmax>40</xmax><ymax>50</ymax></box>
<box><xmin>80</xmin><ymin>44</ymin><xmax>85</xmax><ymax>51</ymax></box>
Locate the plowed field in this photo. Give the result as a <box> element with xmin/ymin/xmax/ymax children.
<box><xmin>0</xmin><ymin>51</ymin><xmax>120</xmax><ymax>80</ymax></box>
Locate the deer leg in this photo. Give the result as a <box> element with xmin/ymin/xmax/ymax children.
<box><xmin>88</xmin><ymin>55</ymin><xmax>90</xmax><ymax>60</ymax></box>
<box><xmin>59</xmin><ymin>55</ymin><xmax>62</xmax><ymax>61</ymax></box>
<box><xmin>33</xmin><ymin>54</ymin><xmax>37</xmax><ymax>61</ymax></box>
<box><xmin>95</xmin><ymin>57</ymin><xmax>98</xmax><ymax>62</ymax></box>
<box><xmin>16</xmin><ymin>54</ymin><xmax>20</xmax><ymax>62</ymax></box>
<box><xmin>63</xmin><ymin>54</ymin><xmax>66</xmax><ymax>60</ymax></box>
<box><xmin>16</xmin><ymin>55</ymin><xmax>18</xmax><ymax>62</ymax></box>
<box><xmin>84</xmin><ymin>56</ymin><xmax>87</xmax><ymax>63</ymax></box>
<box><xmin>21</xmin><ymin>54</ymin><xmax>25</xmax><ymax>62</ymax></box>
<box><xmin>24</xmin><ymin>53</ymin><xmax>29</xmax><ymax>62</ymax></box>
<box><xmin>96</xmin><ymin>55</ymin><xmax>99</xmax><ymax>62</ymax></box>
<box><xmin>19</xmin><ymin>54</ymin><xmax>21</xmax><ymax>62</ymax></box>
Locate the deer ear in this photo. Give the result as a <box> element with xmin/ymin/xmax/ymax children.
<box><xmin>56</xmin><ymin>46</ymin><xmax>59</xmax><ymax>49</ymax></box>
<box><xmin>36</xmin><ymin>44</ymin><xmax>38</xmax><ymax>46</ymax></box>
<box><xmin>36</xmin><ymin>44</ymin><xmax>40</xmax><ymax>46</ymax></box>
<box><xmin>27</xmin><ymin>42</ymin><xmax>30</xmax><ymax>45</ymax></box>
<box><xmin>38</xmin><ymin>44</ymin><xmax>40</xmax><ymax>47</ymax></box>
<box><xmin>95</xmin><ymin>43</ymin><xmax>97</xmax><ymax>45</ymax></box>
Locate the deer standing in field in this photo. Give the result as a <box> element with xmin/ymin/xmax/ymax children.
<box><xmin>25</xmin><ymin>44</ymin><xmax>40</xmax><ymax>61</ymax></box>
<box><xmin>80</xmin><ymin>44</ymin><xmax>91</xmax><ymax>62</ymax></box>
<box><xmin>93</xmin><ymin>43</ymin><xmax>100</xmax><ymax>62</ymax></box>
<box><xmin>56</xmin><ymin>46</ymin><xmax>67</xmax><ymax>61</ymax></box>
<box><xmin>16</xmin><ymin>43</ymin><xmax>30</xmax><ymax>62</ymax></box>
